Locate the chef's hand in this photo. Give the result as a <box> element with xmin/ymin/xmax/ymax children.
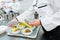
<box><xmin>29</xmin><ymin>19</ymin><xmax>41</xmax><ymax>26</ymax></box>
<box><xmin>8</xmin><ymin>18</ymin><xmax>18</xmax><ymax>28</ymax></box>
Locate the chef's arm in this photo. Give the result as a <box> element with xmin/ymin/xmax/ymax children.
<box><xmin>15</xmin><ymin>0</ymin><xmax>38</xmax><ymax>22</ymax></box>
<box><xmin>16</xmin><ymin>6</ymin><xmax>35</xmax><ymax>22</ymax></box>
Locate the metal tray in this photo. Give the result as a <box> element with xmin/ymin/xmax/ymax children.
<box><xmin>7</xmin><ymin>26</ymin><xmax>41</xmax><ymax>38</ymax></box>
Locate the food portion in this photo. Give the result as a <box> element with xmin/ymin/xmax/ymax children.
<box><xmin>17</xmin><ymin>22</ymin><xmax>25</xmax><ymax>27</ymax></box>
<box><xmin>9</xmin><ymin>24</ymin><xmax>20</xmax><ymax>34</ymax></box>
<box><xmin>21</xmin><ymin>28</ymin><xmax>32</xmax><ymax>35</ymax></box>
<box><xmin>19</xmin><ymin>22</ymin><xmax>33</xmax><ymax>28</ymax></box>
<box><xmin>11</xmin><ymin>28</ymin><xmax>20</xmax><ymax>32</ymax></box>
<box><xmin>17</xmin><ymin>22</ymin><xmax>36</xmax><ymax>30</ymax></box>
<box><xmin>9</xmin><ymin>24</ymin><xmax>17</xmax><ymax>28</ymax></box>
<box><xmin>23</xmin><ymin>29</ymin><xmax>31</xmax><ymax>33</ymax></box>
<box><xmin>17</xmin><ymin>22</ymin><xmax>25</xmax><ymax>29</ymax></box>
<box><xmin>9</xmin><ymin>22</ymin><xmax>36</xmax><ymax>34</ymax></box>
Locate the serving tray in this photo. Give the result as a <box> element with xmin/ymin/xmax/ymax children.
<box><xmin>7</xmin><ymin>26</ymin><xmax>41</xmax><ymax>38</ymax></box>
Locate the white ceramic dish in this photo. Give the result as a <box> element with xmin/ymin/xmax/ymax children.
<box><xmin>21</xmin><ymin>28</ymin><xmax>32</xmax><ymax>35</ymax></box>
<box><xmin>9</xmin><ymin>28</ymin><xmax>20</xmax><ymax>34</ymax></box>
<box><xmin>10</xmin><ymin>30</ymin><xmax>20</xmax><ymax>34</ymax></box>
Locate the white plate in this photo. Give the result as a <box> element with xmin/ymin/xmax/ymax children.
<box><xmin>21</xmin><ymin>28</ymin><xmax>32</xmax><ymax>35</ymax></box>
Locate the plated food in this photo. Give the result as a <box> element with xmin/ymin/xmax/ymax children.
<box><xmin>7</xmin><ymin>21</ymin><xmax>40</xmax><ymax>38</ymax></box>
<box><xmin>9</xmin><ymin>22</ymin><xmax>36</xmax><ymax>34</ymax></box>
<box><xmin>17</xmin><ymin>22</ymin><xmax>25</xmax><ymax>29</ymax></box>
<box><xmin>10</xmin><ymin>25</ymin><xmax>20</xmax><ymax>34</ymax></box>
<box><xmin>21</xmin><ymin>28</ymin><xmax>32</xmax><ymax>35</ymax></box>
<box><xmin>18</xmin><ymin>22</ymin><xmax>33</xmax><ymax>28</ymax></box>
<box><xmin>8</xmin><ymin>24</ymin><xmax>19</xmax><ymax>34</ymax></box>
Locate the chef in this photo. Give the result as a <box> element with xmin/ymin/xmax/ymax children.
<box><xmin>9</xmin><ymin>0</ymin><xmax>60</xmax><ymax>40</ymax></box>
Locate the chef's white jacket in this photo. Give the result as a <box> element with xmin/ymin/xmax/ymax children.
<box><xmin>17</xmin><ymin>0</ymin><xmax>60</xmax><ymax>31</ymax></box>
